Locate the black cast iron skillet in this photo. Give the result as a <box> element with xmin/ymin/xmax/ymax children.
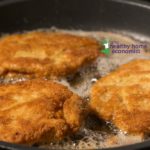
<box><xmin>0</xmin><ymin>0</ymin><xmax>150</xmax><ymax>149</ymax></box>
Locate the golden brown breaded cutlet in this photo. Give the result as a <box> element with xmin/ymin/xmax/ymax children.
<box><xmin>0</xmin><ymin>79</ymin><xmax>87</xmax><ymax>145</ymax></box>
<box><xmin>90</xmin><ymin>59</ymin><xmax>150</xmax><ymax>135</ymax></box>
<box><xmin>0</xmin><ymin>31</ymin><xmax>101</xmax><ymax>80</ymax></box>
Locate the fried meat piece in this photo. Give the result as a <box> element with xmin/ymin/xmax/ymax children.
<box><xmin>0</xmin><ymin>79</ymin><xmax>87</xmax><ymax>145</ymax></box>
<box><xmin>0</xmin><ymin>31</ymin><xmax>100</xmax><ymax>80</ymax></box>
<box><xmin>90</xmin><ymin>59</ymin><xmax>150</xmax><ymax>135</ymax></box>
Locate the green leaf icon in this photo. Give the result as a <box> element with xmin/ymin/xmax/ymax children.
<box><xmin>101</xmin><ymin>48</ymin><xmax>110</xmax><ymax>55</ymax></box>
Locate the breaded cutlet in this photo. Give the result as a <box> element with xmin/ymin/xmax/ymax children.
<box><xmin>0</xmin><ymin>31</ymin><xmax>101</xmax><ymax>81</ymax></box>
<box><xmin>0</xmin><ymin>79</ymin><xmax>87</xmax><ymax>145</ymax></box>
<box><xmin>90</xmin><ymin>59</ymin><xmax>150</xmax><ymax>135</ymax></box>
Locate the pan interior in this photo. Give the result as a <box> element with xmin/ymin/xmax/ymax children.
<box><xmin>1</xmin><ymin>28</ymin><xmax>148</xmax><ymax>149</ymax></box>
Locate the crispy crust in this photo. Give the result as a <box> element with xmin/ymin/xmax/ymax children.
<box><xmin>0</xmin><ymin>79</ymin><xmax>87</xmax><ymax>145</ymax></box>
<box><xmin>90</xmin><ymin>59</ymin><xmax>150</xmax><ymax>135</ymax></box>
<box><xmin>0</xmin><ymin>31</ymin><xmax>101</xmax><ymax>80</ymax></box>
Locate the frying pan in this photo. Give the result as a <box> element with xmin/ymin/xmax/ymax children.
<box><xmin>0</xmin><ymin>0</ymin><xmax>150</xmax><ymax>149</ymax></box>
